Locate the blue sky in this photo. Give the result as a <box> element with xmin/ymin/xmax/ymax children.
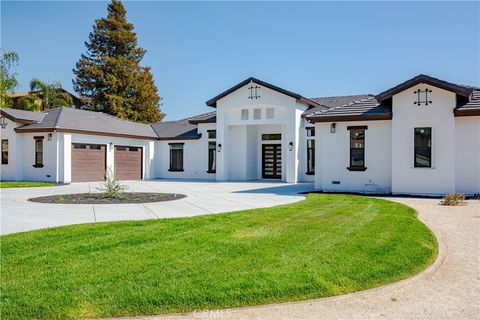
<box><xmin>2</xmin><ymin>1</ymin><xmax>479</xmax><ymax>120</ymax></box>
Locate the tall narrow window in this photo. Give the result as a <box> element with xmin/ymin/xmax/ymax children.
<box><xmin>306</xmin><ymin>139</ymin><xmax>315</xmax><ymax>174</ymax></box>
<box><xmin>208</xmin><ymin>142</ymin><xmax>216</xmax><ymax>173</ymax></box>
<box><xmin>414</xmin><ymin>127</ymin><xmax>432</xmax><ymax>168</ymax></box>
<box><xmin>1</xmin><ymin>139</ymin><xmax>8</xmax><ymax>165</ymax></box>
<box><xmin>306</xmin><ymin>127</ymin><xmax>315</xmax><ymax>137</ymax></box>
<box><xmin>207</xmin><ymin>130</ymin><xmax>216</xmax><ymax>139</ymax></box>
<box><xmin>169</xmin><ymin>143</ymin><xmax>184</xmax><ymax>171</ymax></box>
<box><xmin>34</xmin><ymin>137</ymin><xmax>44</xmax><ymax>167</ymax></box>
<box><xmin>348</xmin><ymin>127</ymin><xmax>366</xmax><ymax>170</ymax></box>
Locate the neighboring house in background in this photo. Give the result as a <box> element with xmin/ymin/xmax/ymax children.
<box><xmin>0</xmin><ymin>74</ymin><xmax>479</xmax><ymax>196</ymax></box>
<box><xmin>8</xmin><ymin>89</ymin><xmax>82</xmax><ymax>109</ymax></box>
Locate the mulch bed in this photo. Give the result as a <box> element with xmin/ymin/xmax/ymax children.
<box><xmin>28</xmin><ymin>192</ymin><xmax>187</xmax><ymax>204</ymax></box>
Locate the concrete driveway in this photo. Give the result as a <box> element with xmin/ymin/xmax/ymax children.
<box><xmin>0</xmin><ymin>180</ymin><xmax>313</xmax><ymax>235</ymax></box>
<box><xmin>111</xmin><ymin>197</ymin><xmax>480</xmax><ymax>320</ymax></box>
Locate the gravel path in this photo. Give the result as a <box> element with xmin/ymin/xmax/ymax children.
<box><xmin>109</xmin><ymin>198</ymin><xmax>480</xmax><ymax>320</ymax></box>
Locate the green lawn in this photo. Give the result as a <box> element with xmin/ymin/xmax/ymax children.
<box><xmin>0</xmin><ymin>181</ymin><xmax>54</xmax><ymax>188</ymax></box>
<box><xmin>0</xmin><ymin>194</ymin><xmax>437</xmax><ymax>320</ymax></box>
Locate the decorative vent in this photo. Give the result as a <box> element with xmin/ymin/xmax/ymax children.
<box><xmin>414</xmin><ymin>88</ymin><xmax>432</xmax><ymax>106</ymax></box>
<box><xmin>248</xmin><ymin>85</ymin><xmax>260</xmax><ymax>99</ymax></box>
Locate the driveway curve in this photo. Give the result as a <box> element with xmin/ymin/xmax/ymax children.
<box><xmin>0</xmin><ymin>180</ymin><xmax>311</xmax><ymax>235</ymax></box>
<box><xmin>109</xmin><ymin>198</ymin><xmax>480</xmax><ymax>320</ymax></box>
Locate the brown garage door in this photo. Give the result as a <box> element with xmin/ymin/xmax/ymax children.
<box><xmin>71</xmin><ymin>143</ymin><xmax>106</xmax><ymax>182</ymax></box>
<box><xmin>114</xmin><ymin>146</ymin><xmax>142</xmax><ymax>180</ymax></box>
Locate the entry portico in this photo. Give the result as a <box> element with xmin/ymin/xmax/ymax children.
<box><xmin>206</xmin><ymin>77</ymin><xmax>321</xmax><ymax>182</ymax></box>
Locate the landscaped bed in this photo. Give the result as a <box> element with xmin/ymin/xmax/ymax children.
<box><xmin>0</xmin><ymin>194</ymin><xmax>437</xmax><ymax>320</ymax></box>
<box><xmin>28</xmin><ymin>192</ymin><xmax>186</xmax><ymax>204</ymax></box>
<box><xmin>0</xmin><ymin>181</ymin><xmax>54</xmax><ymax>188</ymax></box>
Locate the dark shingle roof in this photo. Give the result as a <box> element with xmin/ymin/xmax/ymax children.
<box><xmin>206</xmin><ymin>77</ymin><xmax>321</xmax><ymax>108</ymax></box>
<box><xmin>455</xmin><ymin>90</ymin><xmax>480</xmax><ymax>116</ymax></box>
<box><xmin>15</xmin><ymin>108</ymin><xmax>158</xmax><ymax>139</ymax></box>
<box><xmin>306</xmin><ymin>96</ymin><xmax>392</xmax><ymax>122</ymax></box>
<box><xmin>151</xmin><ymin>119</ymin><xmax>201</xmax><ymax>140</ymax></box>
<box><xmin>0</xmin><ymin>108</ymin><xmax>46</xmax><ymax>124</ymax></box>
<box><xmin>303</xmin><ymin>95</ymin><xmax>372</xmax><ymax>117</ymax></box>
<box><xmin>188</xmin><ymin>111</ymin><xmax>216</xmax><ymax>124</ymax></box>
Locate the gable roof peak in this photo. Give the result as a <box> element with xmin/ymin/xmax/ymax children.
<box><xmin>376</xmin><ymin>74</ymin><xmax>475</xmax><ymax>102</ymax></box>
<box><xmin>206</xmin><ymin>77</ymin><xmax>320</xmax><ymax>108</ymax></box>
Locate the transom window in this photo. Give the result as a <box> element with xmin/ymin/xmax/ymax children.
<box><xmin>306</xmin><ymin>127</ymin><xmax>315</xmax><ymax>137</ymax></box>
<box><xmin>414</xmin><ymin>127</ymin><xmax>432</xmax><ymax>168</ymax></box>
<box><xmin>241</xmin><ymin>109</ymin><xmax>249</xmax><ymax>120</ymax></box>
<box><xmin>1</xmin><ymin>139</ymin><xmax>8</xmax><ymax>165</ymax></box>
<box><xmin>262</xmin><ymin>133</ymin><xmax>281</xmax><ymax>141</ymax></box>
<box><xmin>169</xmin><ymin>143</ymin><xmax>184</xmax><ymax>171</ymax></box>
<box><xmin>266</xmin><ymin>108</ymin><xmax>274</xmax><ymax>119</ymax></box>
<box><xmin>207</xmin><ymin>130</ymin><xmax>216</xmax><ymax>139</ymax></box>
<box><xmin>253</xmin><ymin>108</ymin><xmax>261</xmax><ymax>120</ymax></box>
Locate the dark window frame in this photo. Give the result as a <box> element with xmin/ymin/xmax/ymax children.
<box><xmin>414</xmin><ymin>127</ymin><xmax>432</xmax><ymax>168</ymax></box>
<box><xmin>169</xmin><ymin>143</ymin><xmax>184</xmax><ymax>172</ymax></box>
<box><xmin>347</xmin><ymin>127</ymin><xmax>367</xmax><ymax>171</ymax></box>
<box><xmin>306</xmin><ymin>127</ymin><xmax>315</xmax><ymax>137</ymax></box>
<box><xmin>33</xmin><ymin>136</ymin><xmax>44</xmax><ymax>168</ymax></box>
<box><xmin>207</xmin><ymin>141</ymin><xmax>216</xmax><ymax>173</ymax></box>
<box><xmin>1</xmin><ymin>139</ymin><xmax>8</xmax><ymax>165</ymax></box>
<box><xmin>207</xmin><ymin>130</ymin><xmax>216</xmax><ymax>139</ymax></box>
<box><xmin>306</xmin><ymin>139</ymin><xmax>315</xmax><ymax>175</ymax></box>
<box><xmin>261</xmin><ymin>133</ymin><xmax>282</xmax><ymax>141</ymax></box>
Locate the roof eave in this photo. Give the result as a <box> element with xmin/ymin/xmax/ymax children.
<box><xmin>14</xmin><ymin>127</ymin><xmax>158</xmax><ymax>140</ymax></box>
<box><xmin>307</xmin><ymin>114</ymin><xmax>393</xmax><ymax>123</ymax></box>
<box><xmin>0</xmin><ymin>110</ymin><xmax>37</xmax><ymax>124</ymax></box>
<box><xmin>454</xmin><ymin>109</ymin><xmax>480</xmax><ymax>117</ymax></box>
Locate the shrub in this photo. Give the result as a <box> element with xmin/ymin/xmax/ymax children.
<box><xmin>440</xmin><ymin>193</ymin><xmax>465</xmax><ymax>206</ymax></box>
<box><xmin>96</xmin><ymin>169</ymin><xmax>127</xmax><ymax>199</ymax></box>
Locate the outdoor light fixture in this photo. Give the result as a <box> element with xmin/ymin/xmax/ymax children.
<box><xmin>47</xmin><ymin>133</ymin><xmax>52</xmax><ymax>141</ymax></box>
<box><xmin>288</xmin><ymin>142</ymin><xmax>293</xmax><ymax>151</ymax></box>
<box><xmin>109</xmin><ymin>142</ymin><xmax>113</xmax><ymax>148</ymax></box>
<box><xmin>217</xmin><ymin>143</ymin><xmax>222</xmax><ymax>152</ymax></box>
<box><xmin>0</xmin><ymin>117</ymin><xmax>7</xmax><ymax>129</ymax></box>
<box><xmin>330</xmin><ymin>123</ymin><xmax>336</xmax><ymax>133</ymax></box>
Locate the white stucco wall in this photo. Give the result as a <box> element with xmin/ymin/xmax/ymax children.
<box><xmin>0</xmin><ymin>118</ymin><xmax>20</xmax><ymax>181</ymax></box>
<box><xmin>391</xmin><ymin>84</ymin><xmax>456</xmax><ymax>195</ymax></box>
<box><xmin>455</xmin><ymin>116</ymin><xmax>480</xmax><ymax>195</ymax></box>
<box><xmin>215</xmin><ymin>81</ymin><xmax>308</xmax><ymax>182</ymax></box>
<box><xmin>314</xmin><ymin>120</ymin><xmax>392</xmax><ymax>193</ymax></box>
<box><xmin>19</xmin><ymin>132</ymin><xmax>59</xmax><ymax>182</ymax></box>
<box><xmin>155</xmin><ymin>123</ymin><xmax>217</xmax><ymax>180</ymax></box>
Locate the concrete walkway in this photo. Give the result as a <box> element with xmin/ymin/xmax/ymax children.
<box><xmin>110</xmin><ymin>198</ymin><xmax>480</xmax><ymax>320</ymax></box>
<box><xmin>0</xmin><ymin>180</ymin><xmax>312</xmax><ymax>235</ymax></box>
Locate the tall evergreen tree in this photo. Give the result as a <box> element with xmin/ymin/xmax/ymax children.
<box><xmin>73</xmin><ymin>0</ymin><xmax>164</xmax><ymax>123</ymax></box>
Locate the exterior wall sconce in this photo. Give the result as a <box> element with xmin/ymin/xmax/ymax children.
<box><xmin>47</xmin><ymin>133</ymin><xmax>52</xmax><ymax>141</ymax></box>
<box><xmin>288</xmin><ymin>142</ymin><xmax>293</xmax><ymax>151</ymax></box>
<box><xmin>0</xmin><ymin>116</ymin><xmax>7</xmax><ymax>129</ymax></box>
<box><xmin>109</xmin><ymin>142</ymin><xmax>114</xmax><ymax>148</ymax></box>
<box><xmin>330</xmin><ymin>123</ymin><xmax>336</xmax><ymax>133</ymax></box>
<box><xmin>217</xmin><ymin>143</ymin><xmax>222</xmax><ymax>152</ymax></box>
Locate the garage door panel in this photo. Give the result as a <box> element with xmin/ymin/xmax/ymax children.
<box><xmin>114</xmin><ymin>146</ymin><xmax>142</xmax><ymax>180</ymax></box>
<box><xmin>71</xmin><ymin>144</ymin><xmax>106</xmax><ymax>182</ymax></box>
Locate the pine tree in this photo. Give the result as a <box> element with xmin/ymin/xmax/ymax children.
<box><xmin>73</xmin><ymin>0</ymin><xmax>164</xmax><ymax>123</ymax></box>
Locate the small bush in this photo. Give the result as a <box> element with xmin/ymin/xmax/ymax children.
<box><xmin>441</xmin><ymin>193</ymin><xmax>465</xmax><ymax>206</ymax></box>
<box><xmin>96</xmin><ymin>169</ymin><xmax>127</xmax><ymax>199</ymax></box>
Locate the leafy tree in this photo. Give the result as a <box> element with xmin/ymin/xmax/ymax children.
<box><xmin>72</xmin><ymin>0</ymin><xmax>164</xmax><ymax>123</ymax></box>
<box><xmin>0</xmin><ymin>51</ymin><xmax>19</xmax><ymax>108</ymax></box>
<box><xmin>19</xmin><ymin>79</ymin><xmax>73</xmax><ymax>111</ymax></box>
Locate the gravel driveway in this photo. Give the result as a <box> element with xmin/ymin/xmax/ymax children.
<box><xmin>110</xmin><ymin>197</ymin><xmax>480</xmax><ymax>320</ymax></box>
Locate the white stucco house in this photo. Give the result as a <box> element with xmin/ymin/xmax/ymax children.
<box><xmin>1</xmin><ymin>74</ymin><xmax>479</xmax><ymax>196</ymax></box>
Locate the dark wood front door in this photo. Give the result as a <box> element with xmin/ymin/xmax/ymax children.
<box><xmin>114</xmin><ymin>146</ymin><xmax>143</xmax><ymax>180</ymax></box>
<box><xmin>262</xmin><ymin>144</ymin><xmax>282</xmax><ymax>179</ymax></box>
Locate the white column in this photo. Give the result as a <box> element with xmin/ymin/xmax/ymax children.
<box><xmin>216</xmin><ymin>110</ymin><xmax>227</xmax><ymax>181</ymax></box>
<box><xmin>285</xmin><ymin>108</ymin><xmax>301</xmax><ymax>183</ymax></box>
<box><xmin>62</xmin><ymin>133</ymin><xmax>72</xmax><ymax>183</ymax></box>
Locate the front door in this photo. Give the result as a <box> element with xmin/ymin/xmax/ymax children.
<box><xmin>262</xmin><ymin>144</ymin><xmax>282</xmax><ymax>179</ymax></box>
